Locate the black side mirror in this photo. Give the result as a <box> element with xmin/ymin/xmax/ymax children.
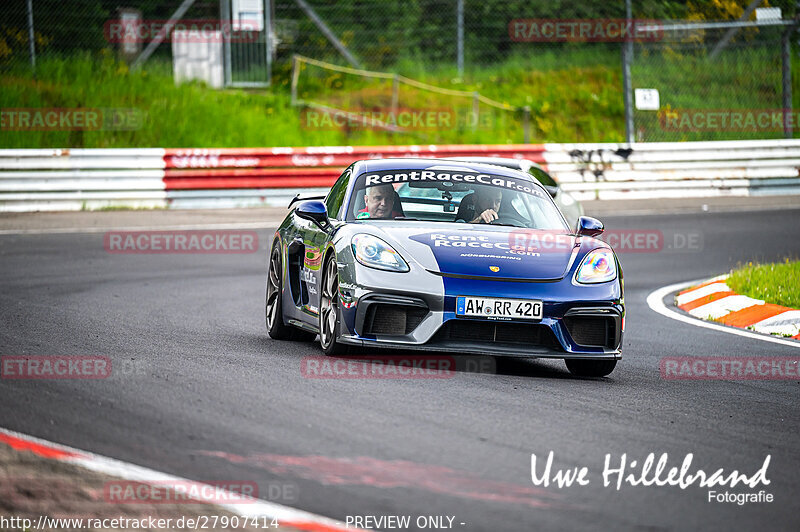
<box><xmin>295</xmin><ymin>200</ymin><xmax>329</xmax><ymax>227</ymax></box>
<box><xmin>576</xmin><ymin>216</ymin><xmax>604</xmax><ymax>237</ymax></box>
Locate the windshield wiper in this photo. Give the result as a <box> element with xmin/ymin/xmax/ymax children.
<box><xmin>392</xmin><ymin>216</ymin><xmax>421</xmax><ymax>221</ymax></box>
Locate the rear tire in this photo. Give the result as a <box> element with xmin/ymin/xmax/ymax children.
<box><xmin>319</xmin><ymin>255</ymin><xmax>348</xmax><ymax>356</ymax></box>
<box><xmin>565</xmin><ymin>359</ymin><xmax>617</xmax><ymax>377</ymax></box>
<box><xmin>266</xmin><ymin>243</ymin><xmax>315</xmax><ymax>341</ymax></box>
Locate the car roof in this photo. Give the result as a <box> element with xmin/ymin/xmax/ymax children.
<box><xmin>353</xmin><ymin>157</ymin><xmax>537</xmax><ymax>182</ymax></box>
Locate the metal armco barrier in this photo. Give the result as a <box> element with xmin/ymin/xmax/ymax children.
<box><xmin>544</xmin><ymin>139</ymin><xmax>800</xmax><ymax>201</ymax></box>
<box><xmin>1</xmin><ymin>140</ymin><xmax>798</xmax><ymax>212</ymax></box>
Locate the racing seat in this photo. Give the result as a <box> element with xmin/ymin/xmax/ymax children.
<box><xmin>455</xmin><ymin>193</ymin><xmax>477</xmax><ymax>222</ymax></box>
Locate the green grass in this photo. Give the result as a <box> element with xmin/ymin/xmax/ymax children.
<box><xmin>727</xmin><ymin>260</ymin><xmax>800</xmax><ymax>309</ymax></box>
<box><xmin>2</xmin><ymin>45</ymin><xmax>799</xmax><ymax>148</ymax></box>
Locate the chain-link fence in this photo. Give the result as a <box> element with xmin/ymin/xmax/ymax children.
<box><xmin>2</xmin><ymin>1</ymin><xmax>800</xmax><ymax>143</ymax></box>
<box><xmin>1</xmin><ymin>0</ymin><xmax>272</xmax><ymax>86</ymax></box>
<box><xmin>633</xmin><ymin>20</ymin><xmax>794</xmax><ymax>141</ymax></box>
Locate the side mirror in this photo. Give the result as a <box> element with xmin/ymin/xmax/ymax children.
<box><xmin>543</xmin><ymin>184</ymin><xmax>559</xmax><ymax>198</ymax></box>
<box><xmin>295</xmin><ymin>200</ymin><xmax>329</xmax><ymax>227</ymax></box>
<box><xmin>576</xmin><ymin>216</ymin><xmax>604</xmax><ymax>237</ymax></box>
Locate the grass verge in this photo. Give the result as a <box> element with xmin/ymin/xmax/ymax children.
<box><xmin>727</xmin><ymin>259</ymin><xmax>800</xmax><ymax>309</ymax></box>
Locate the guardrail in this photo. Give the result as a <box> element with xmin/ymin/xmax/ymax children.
<box><xmin>1</xmin><ymin>140</ymin><xmax>798</xmax><ymax>212</ymax></box>
<box><xmin>546</xmin><ymin>139</ymin><xmax>800</xmax><ymax>201</ymax></box>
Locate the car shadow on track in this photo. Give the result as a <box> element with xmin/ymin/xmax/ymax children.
<box><xmin>249</xmin><ymin>334</ymin><xmax>615</xmax><ymax>381</ymax></box>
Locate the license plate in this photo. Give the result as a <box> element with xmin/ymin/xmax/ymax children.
<box><xmin>456</xmin><ymin>296</ymin><xmax>543</xmax><ymax>320</ymax></box>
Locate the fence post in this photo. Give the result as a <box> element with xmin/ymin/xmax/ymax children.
<box><xmin>622</xmin><ymin>0</ymin><xmax>634</xmax><ymax>144</ymax></box>
<box><xmin>457</xmin><ymin>0</ymin><xmax>464</xmax><ymax>77</ymax></box>
<box><xmin>221</xmin><ymin>0</ymin><xmax>232</xmax><ymax>86</ymax></box>
<box><xmin>472</xmin><ymin>92</ymin><xmax>479</xmax><ymax>131</ymax></box>
<box><xmin>290</xmin><ymin>55</ymin><xmax>300</xmax><ymax>106</ymax></box>
<box><xmin>783</xmin><ymin>26</ymin><xmax>796</xmax><ymax>139</ymax></box>
<box><xmin>391</xmin><ymin>75</ymin><xmax>400</xmax><ymax>116</ymax></box>
<box><xmin>26</xmin><ymin>0</ymin><xmax>36</xmax><ymax>73</ymax></box>
<box><xmin>523</xmin><ymin>106</ymin><xmax>531</xmax><ymax>144</ymax></box>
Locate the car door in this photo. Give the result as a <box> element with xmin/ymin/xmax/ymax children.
<box><xmin>293</xmin><ymin>166</ymin><xmax>352</xmax><ymax>326</ymax></box>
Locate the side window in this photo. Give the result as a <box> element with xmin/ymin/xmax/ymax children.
<box><xmin>528</xmin><ymin>166</ymin><xmax>557</xmax><ymax>188</ymax></box>
<box><xmin>325</xmin><ymin>168</ymin><xmax>351</xmax><ymax>220</ymax></box>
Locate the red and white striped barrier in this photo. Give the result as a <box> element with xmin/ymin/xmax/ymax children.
<box><xmin>676</xmin><ymin>275</ymin><xmax>800</xmax><ymax>340</ymax></box>
<box><xmin>0</xmin><ymin>427</ymin><xmax>362</xmax><ymax>531</ymax></box>
<box><xmin>1</xmin><ymin>140</ymin><xmax>799</xmax><ymax>211</ymax></box>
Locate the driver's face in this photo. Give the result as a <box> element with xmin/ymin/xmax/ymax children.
<box><xmin>365</xmin><ymin>185</ymin><xmax>394</xmax><ymax>218</ymax></box>
<box><xmin>477</xmin><ymin>190</ymin><xmax>502</xmax><ymax>212</ymax></box>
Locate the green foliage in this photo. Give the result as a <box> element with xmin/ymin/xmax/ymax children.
<box><xmin>0</xmin><ymin>52</ymin><xmax>628</xmax><ymax>148</ymax></box>
<box><xmin>727</xmin><ymin>259</ymin><xmax>800</xmax><ymax>309</ymax></box>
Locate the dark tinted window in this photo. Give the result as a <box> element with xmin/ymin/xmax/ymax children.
<box><xmin>325</xmin><ymin>167</ymin><xmax>351</xmax><ymax>219</ymax></box>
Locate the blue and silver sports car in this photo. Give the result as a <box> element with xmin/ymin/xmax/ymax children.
<box><xmin>266</xmin><ymin>158</ymin><xmax>624</xmax><ymax>377</ymax></box>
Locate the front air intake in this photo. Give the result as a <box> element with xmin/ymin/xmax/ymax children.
<box><xmin>434</xmin><ymin>320</ymin><xmax>560</xmax><ymax>348</ymax></box>
<box><xmin>563</xmin><ymin>316</ymin><xmax>617</xmax><ymax>348</ymax></box>
<box><xmin>363</xmin><ymin>304</ymin><xmax>427</xmax><ymax>335</ymax></box>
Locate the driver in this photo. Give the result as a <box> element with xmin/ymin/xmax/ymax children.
<box><xmin>359</xmin><ymin>184</ymin><xmax>403</xmax><ymax>219</ymax></box>
<box><xmin>456</xmin><ymin>187</ymin><xmax>503</xmax><ymax>223</ymax></box>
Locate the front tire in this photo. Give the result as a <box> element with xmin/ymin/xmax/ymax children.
<box><xmin>266</xmin><ymin>243</ymin><xmax>315</xmax><ymax>341</ymax></box>
<box><xmin>565</xmin><ymin>358</ymin><xmax>617</xmax><ymax>377</ymax></box>
<box><xmin>319</xmin><ymin>255</ymin><xmax>348</xmax><ymax>356</ymax></box>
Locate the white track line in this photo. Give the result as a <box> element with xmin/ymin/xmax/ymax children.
<box><xmin>0</xmin><ymin>222</ymin><xmax>280</xmax><ymax>235</ymax></box>
<box><xmin>646</xmin><ymin>279</ymin><xmax>800</xmax><ymax>349</ymax></box>
<box><xmin>0</xmin><ymin>427</ymin><xmax>364</xmax><ymax>532</ymax></box>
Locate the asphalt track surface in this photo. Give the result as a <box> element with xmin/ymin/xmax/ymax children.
<box><xmin>1</xmin><ymin>207</ymin><xmax>799</xmax><ymax>531</ymax></box>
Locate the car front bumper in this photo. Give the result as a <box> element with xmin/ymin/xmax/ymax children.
<box><xmin>336</xmin><ymin>261</ymin><xmax>624</xmax><ymax>360</ymax></box>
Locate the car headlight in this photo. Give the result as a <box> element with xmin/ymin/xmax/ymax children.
<box><xmin>352</xmin><ymin>234</ymin><xmax>409</xmax><ymax>272</ymax></box>
<box><xmin>575</xmin><ymin>248</ymin><xmax>617</xmax><ymax>284</ymax></box>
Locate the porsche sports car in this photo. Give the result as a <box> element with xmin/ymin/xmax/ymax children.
<box><xmin>266</xmin><ymin>158</ymin><xmax>623</xmax><ymax>377</ymax></box>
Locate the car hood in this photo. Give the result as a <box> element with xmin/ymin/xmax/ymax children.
<box><xmin>365</xmin><ymin>223</ymin><xmax>580</xmax><ymax>281</ymax></box>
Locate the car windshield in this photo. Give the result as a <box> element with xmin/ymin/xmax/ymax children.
<box><xmin>346</xmin><ymin>168</ymin><xmax>568</xmax><ymax>230</ymax></box>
